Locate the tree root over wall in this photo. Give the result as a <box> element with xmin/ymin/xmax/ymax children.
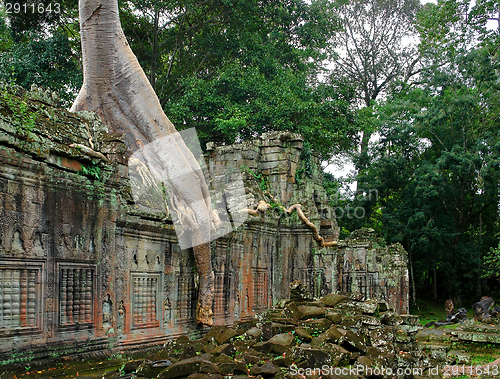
<box><xmin>242</xmin><ymin>193</ymin><xmax>338</xmax><ymax>248</ymax></box>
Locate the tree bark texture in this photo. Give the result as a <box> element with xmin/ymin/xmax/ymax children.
<box><xmin>72</xmin><ymin>0</ymin><xmax>214</xmax><ymax>325</ymax></box>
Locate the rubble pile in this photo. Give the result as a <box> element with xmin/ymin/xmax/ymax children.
<box><xmin>104</xmin><ymin>283</ymin><xmax>460</xmax><ymax>379</ymax></box>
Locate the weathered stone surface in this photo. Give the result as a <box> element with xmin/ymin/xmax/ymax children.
<box><xmin>310</xmin><ymin>333</ymin><xmax>329</xmax><ymax>347</ymax></box>
<box><xmin>241</xmin><ymin>353</ymin><xmax>261</xmax><ymax>365</ymax></box>
<box><xmin>356</xmin><ymin>355</ymin><xmax>372</xmax><ymax>367</ymax></box>
<box><xmin>447</xmin><ymin>350</ymin><xmax>471</xmax><ymax>364</ymax></box>
<box><xmin>401</xmin><ymin>314</ymin><xmax>420</xmax><ymax>326</ymax></box>
<box><xmin>338</xmin><ymin>291</ymin><xmax>365</xmax><ymax>302</ymax></box>
<box><xmin>214</xmin><ymin>353</ymin><xmax>234</xmax><ymax>364</ymax></box>
<box><xmin>340</xmin><ymin>330</ymin><xmax>367</xmax><ymax>353</ymax></box>
<box><xmin>295</xmin><ymin>327</ymin><xmax>313</xmax><ymax>342</ymax></box>
<box><xmin>273</xmin><ymin>355</ymin><xmax>294</xmax><ymax>367</ymax></box>
<box><xmin>325</xmin><ymin>343</ymin><xmax>351</xmax><ymax>366</ymax></box>
<box><xmin>399</xmin><ymin>324</ymin><xmax>421</xmax><ymax>334</ymax></box>
<box><xmin>253</xmin><ymin>341</ymin><xmax>272</xmax><ymax>354</ymax></box>
<box><xmin>297</xmin><ymin>306</ymin><xmax>326</xmax><ymax>320</ymax></box>
<box><xmin>320</xmin><ymin>293</ymin><xmax>348</xmax><ymax>307</ymax></box>
<box><xmin>219</xmin><ymin>362</ymin><xmax>246</xmax><ymax>375</ymax></box>
<box><xmin>282</xmin><ymin>302</ymin><xmax>301</xmax><ymax>322</ymax></box>
<box><xmin>245</xmin><ymin>327</ymin><xmax>262</xmax><ymax>339</ymax></box>
<box><xmin>136</xmin><ymin>360</ymin><xmax>173</xmax><ymax>378</ymax></box>
<box><xmin>249</xmin><ymin>361</ymin><xmax>278</xmax><ymax>377</ymax></box>
<box><xmin>290</xmin><ymin>280</ymin><xmax>313</xmax><ymax>303</ymax></box>
<box><xmin>292</xmin><ymin>346</ymin><xmax>332</xmax><ymax>367</ymax></box>
<box><xmin>187</xmin><ymin>374</ymin><xmax>221</xmax><ymax>379</ymax></box>
<box><xmin>326</xmin><ymin>326</ymin><xmax>343</xmax><ymax>343</ymax></box>
<box><xmin>369</xmin><ymin>327</ymin><xmax>395</xmax><ymax>350</ymax></box>
<box><xmin>325</xmin><ymin>311</ymin><xmax>344</xmax><ymax>324</ymax></box>
<box><xmin>157</xmin><ymin>356</ymin><xmax>218</xmax><ymax>379</ymax></box>
<box><xmin>271</xmin><ymin>322</ymin><xmax>295</xmax><ymax>334</ymax></box>
<box><xmin>268</xmin><ymin>333</ymin><xmax>295</xmax><ymax>354</ymax></box>
<box><xmin>216</xmin><ymin>329</ymin><xmax>239</xmax><ymax>344</ymax></box>
<box><xmin>342</xmin><ymin>315</ymin><xmax>380</xmax><ymax>329</ymax></box>
<box><xmin>123</xmin><ymin>359</ymin><xmax>143</xmax><ymax>373</ymax></box>
<box><xmin>210</xmin><ymin>344</ymin><xmax>236</xmax><ymax>357</ymax></box>
<box><xmin>299</xmin><ymin>318</ymin><xmax>332</xmax><ymax>332</ymax></box>
<box><xmin>380</xmin><ymin>311</ymin><xmax>404</xmax><ymax>326</ymax></box>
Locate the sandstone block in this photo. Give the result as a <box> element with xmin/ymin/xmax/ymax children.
<box><xmin>320</xmin><ymin>293</ymin><xmax>348</xmax><ymax>307</ymax></box>
<box><xmin>297</xmin><ymin>305</ymin><xmax>326</xmax><ymax>320</ymax></box>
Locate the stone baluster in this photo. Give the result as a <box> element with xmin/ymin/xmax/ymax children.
<box><xmin>20</xmin><ymin>269</ymin><xmax>28</xmax><ymax>327</ymax></box>
<box><xmin>11</xmin><ymin>270</ymin><xmax>20</xmax><ymax>328</ymax></box>
<box><xmin>79</xmin><ymin>269</ymin><xmax>85</xmax><ymax>323</ymax></box>
<box><xmin>151</xmin><ymin>277</ymin><xmax>157</xmax><ymax>321</ymax></box>
<box><xmin>73</xmin><ymin>269</ymin><xmax>80</xmax><ymax>322</ymax></box>
<box><xmin>0</xmin><ymin>270</ymin><xmax>3</xmax><ymax>327</ymax></box>
<box><xmin>141</xmin><ymin>277</ymin><xmax>147</xmax><ymax>322</ymax></box>
<box><xmin>27</xmin><ymin>270</ymin><xmax>36</xmax><ymax>326</ymax></box>
<box><xmin>67</xmin><ymin>269</ymin><xmax>73</xmax><ymax>324</ymax></box>
<box><xmin>146</xmin><ymin>277</ymin><xmax>151</xmax><ymax>322</ymax></box>
<box><xmin>3</xmin><ymin>270</ymin><xmax>12</xmax><ymax>328</ymax></box>
<box><xmin>85</xmin><ymin>269</ymin><xmax>92</xmax><ymax>322</ymax></box>
<box><xmin>60</xmin><ymin>269</ymin><xmax>67</xmax><ymax>325</ymax></box>
<box><xmin>133</xmin><ymin>277</ymin><xmax>139</xmax><ymax>324</ymax></box>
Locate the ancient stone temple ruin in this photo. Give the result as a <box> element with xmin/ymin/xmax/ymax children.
<box><xmin>0</xmin><ymin>86</ymin><xmax>409</xmax><ymax>364</ymax></box>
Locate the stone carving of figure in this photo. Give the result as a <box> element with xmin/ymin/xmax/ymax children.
<box><xmin>102</xmin><ymin>294</ymin><xmax>113</xmax><ymax>333</ymax></box>
<box><xmin>117</xmin><ymin>300</ymin><xmax>126</xmax><ymax>336</ymax></box>
<box><xmin>163</xmin><ymin>297</ymin><xmax>171</xmax><ymax>326</ymax></box>
<box><xmin>234</xmin><ymin>293</ymin><xmax>240</xmax><ymax>318</ymax></box>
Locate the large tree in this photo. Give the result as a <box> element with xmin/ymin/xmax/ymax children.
<box><xmin>119</xmin><ymin>0</ymin><xmax>357</xmax><ymax>160</ymax></box>
<box><xmin>72</xmin><ymin>0</ymin><xmax>215</xmax><ymax>325</ymax></box>
<box><xmin>361</xmin><ymin>47</ymin><xmax>500</xmax><ymax>301</ymax></box>
<box><xmin>328</xmin><ymin>0</ymin><xmax>421</xmax><ymax>191</ymax></box>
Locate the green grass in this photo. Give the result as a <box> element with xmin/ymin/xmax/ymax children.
<box><xmin>410</xmin><ymin>299</ymin><xmax>475</xmax><ymax>327</ymax></box>
<box><xmin>411</xmin><ymin>299</ymin><xmax>448</xmax><ymax>326</ymax></box>
<box><xmin>454</xmin><ymin>342</ymin><xmax>500</xmax><ymax>365</ymax></box>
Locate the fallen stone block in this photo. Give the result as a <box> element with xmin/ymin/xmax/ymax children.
<box><xmin>320</xmin><ymin>293</ymin><xmax>348</xmax><ymax>307</ymax></box>
<box><xmin>209</xmin><ymin>343</ymin><xmax>236</xmax><ymax>357</ymax></box>
<box><xmin>268</xmin><ymin>333</ymin><xmax>295</xmax><ymax>354</ymax></box>
<box><xmin>326</xmin><ymin>325</ymin><xmax>343</xmax><ymax>343</ymax></box>
<box><xmin>282</xmin><ymin>302</ymin><xmax>301</xmax><ymax>322</ymax></box>
<box><xmin>299</xmin><ymin>318</ymin><xmax>332</xmax><ymax>333</ymax></box>
<box><xmin>340</xmin><ymin>330</ymin><xmax>367</xmax><ymax>353</ymax></box>
<box><xmin>249</xmin><ymin>361</ymin><xmax>277</xmax><ymax>377</ymax></box>
<box><xmin>157</xmin><ymin>356</ymin><xmax>218</xmax><ymax>379</ymax></box>
<box><xmin>297</xmin><ymin>305</ymin><xmax>326</xmax><ymax>320</ymax></box>
<box><xmin>292</xmin><ymin>346</ymin><xmax>332</xmax><ymax>367</ymax></box>
<box><xmin>294</xmin><ymin>327</ymin><xmax>313</xmax><ymax>343</ymax></box>
<box><xmin>245</xmin><ymin>327</ymin><xmax>262</xmax><ymax>339</ymax></box>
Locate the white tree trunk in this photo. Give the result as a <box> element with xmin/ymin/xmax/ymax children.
<box><xmin>72</xmin><ymin>0</ymin><xmax>214</xmax><ymax>325</ymax></box>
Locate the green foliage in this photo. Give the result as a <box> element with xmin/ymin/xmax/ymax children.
<box><xmin>0</xmin><ymin>81</ymin><xmax>38</xmax><ymax>138</ymax></box>
<box><xmin>0</xmin><ymin>0</ymin><xmax>358</xmax><ymax>159</ymax></box>
<box><xmin>79</xmin><ymin>163</ymin><xmax>102</xmax><ymax>181</ymax></box>
<box><xmin>167</xmin><ymin>62</ymin><xmax>356</xmax><ymax>159</ymax></box>
<box><xmin>241</xmin><ymin>165</ymin><xmax>269</xmax><ymax>192</ymax></box>
<box><xmin>4</xmin><ymin>0</ymin><xmax>78</xmax><ymax>41</ymax></box>
<box><xmin>0</xmin><ymin>31</ymin><xmax>82</xmax><ymax>105</ymax></box>
<box><xmin>300</xmin><ymin>141</ymin><xmax>314</xmax><ymax>178</ymax></box>
<box><xmin>118</xmin><ymin>0</ymin><xmax>357</xmax><ymax>159</ymax></box>
<box><xmin>483</xmin><ymin>243</ymin><xmax>500</xmax><ymax>279</ymax></box>
<box><xmin>295</xmin><ymin>142</ymin><xmax>316</xmax><ymax>184</ymax></box>
<box><xmin>0</xmin><ymin>8</ymin><xmax>13</xmax><ymax>52</ymax></box>
<box><xmin>359</xmin><ymin>46</ymin><xmax>500</xmax><ymax>299</ymax></box>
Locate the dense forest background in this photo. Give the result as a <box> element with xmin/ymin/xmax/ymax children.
<box><xmin>1</xmin><ymin>0</ymin><xmax>500</xmax><ymax>306</ymax></box>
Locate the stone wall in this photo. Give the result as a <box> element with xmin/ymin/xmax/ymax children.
<box><xmin>0</xmin><ymin>86</ymin><xmax>408</xmax><ymax>365</ymax></box>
